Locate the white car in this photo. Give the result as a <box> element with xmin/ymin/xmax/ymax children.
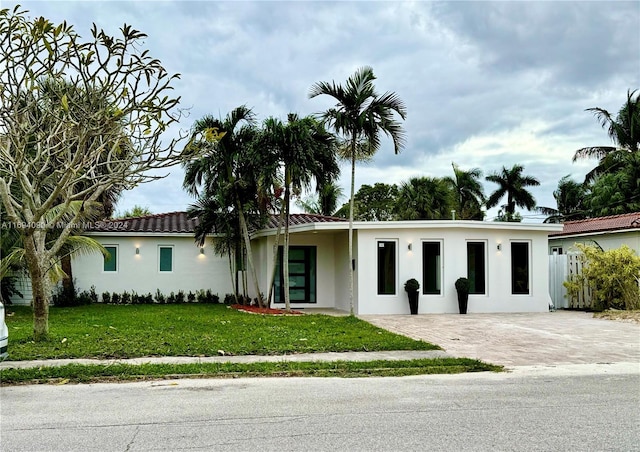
<box><xmin>0</xmin><ymin>301</ymin><xmax>8</xmax><ymax>361</ymax></box>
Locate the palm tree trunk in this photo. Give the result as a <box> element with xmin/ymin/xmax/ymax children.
<box><xmin>227</xmin><ymin>247</ymin><xmax>238</xmax><ymax>305</ymax></box>
<box><xmin>237</xmin><ymin>204</ymin><xmax>264</xmax><ymax>307</ymax></box>
<box><xmin>348</xmin><ymin>135</ymin><xmax>357</xmax><ymax>316</ymax></box>
<box><xmin>267</xmin><ymin>200</ymin><xmax>286</xmax><ymax>307</ymax></box>
<box><xmin>283</xmin><ymin>181</ymin><xmax>291</xmax><ymax>312</ymax></box>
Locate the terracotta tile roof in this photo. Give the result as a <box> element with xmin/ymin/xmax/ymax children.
<box><xmin>550</xmin><ymin>212</ymin><xmax>640</xmax><ymax>237</ymax></box>
<box><xmin>90</xmin><ymin>212</ymin><xmax>346</xmax><ymax>234</ymax></box>
<box><xmin>91</xmin><ymin>212</ymin><xmax>200</xmax><ymax>233</ymax></box>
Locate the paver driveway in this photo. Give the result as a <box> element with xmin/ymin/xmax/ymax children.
<box><xmin>361</xmin><ymin>311</ymin><xmax>640</xmax><ymax>367</ymax></box>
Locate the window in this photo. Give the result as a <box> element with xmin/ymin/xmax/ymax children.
<box><xmin>467</xmin><ymin>241</ymin><xmax>486</xmax><ymax>294</ymax></box>
<box><xmin>159</xmin><ymin>246</ymin><xmax>173</xmax><ymax>272</ymax></box>
<box><xmin>422</xmin><ymin>241</ymin><xmax>442</xmax><ymax>295</ymax></box>
<box><xmin>511</xmin><ymin>242</ymin><xmax>530</xmax><ymax>295</ymax></box>
<box><xmin>103</xmin><ymin>246</ymin><xmax>117</xmax><ymax>272</ymax></box>
<box><xmin>551</xmin><ymin>246</ymin><xmax>563</xmax><ymax>255</ymax></box>
<box><xmin>274</xmin><ymin>246</ymin><xmax>316</xmax><ymax>303</ymax></box>
<box><xmin>377</xmin><ymin>241</ymin><xmax>396</xmax><ymax>295</ymax></box>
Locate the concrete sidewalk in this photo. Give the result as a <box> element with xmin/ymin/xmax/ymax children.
<box><xmin>361</xmin><ymin>311</ymin><xmax>640</xmax><ymax>367</ymax></box>
<box><xmin>0</xmin><ymin>350</ymin><xmax>451</xmax><ymax>370</ymax></box>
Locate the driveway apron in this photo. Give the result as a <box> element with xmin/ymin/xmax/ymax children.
<box><xmin>360</xmin><ymin>311</ymin><xmax>640</xmax><ymax>367</ymax></box>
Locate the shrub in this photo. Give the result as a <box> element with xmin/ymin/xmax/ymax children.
<box><xmin>565</xmin><ymin>244</ymin><xmax>640</xmax><ymax>311</ymax></box>
<box><xmin>154</xmin><ymin>289</ymin><xmax>165</xmax><ymax>304</ymax></box>
<box><xmin>101</xmin><ymin>291</ymin><xmax>111</xmax><ymax>304</ymax></box>
<box><xmin>175</xmin><ymin>290</ymin><xmax>186</xmax><ymax>304</ymax></box>
<box><xmin>187</xmin><ymin>291</ymin><xmax>196</xmax><ymax>303</ymax></box>
<box><xmin>404</xmin><ymin>278</ymin><xmax>420</xmax><ymax>293</ymax></box>
<box><xmin>51</xmin><ymin>282</ymin><xmax>93</xmax><ymax>307</ymax></box>
<box><xmin>455</xmin><ymin>277</ymin><xmax>470</xmax><ymax>295</ymax></box>
<box><xmin>167</xmin><ymin>291</ymin><xmax>176</xmax><ymax>304</ymax></box>
<box><xmin>111</xmin><ymin>292</ymin><xmax>121</xmax><ymax>305</ymax></box>
<box><xmin>121</xmin><ymin>291</ymin><xmax>131</xmax><ymax>305</ymax></box>
<box><xmin>140</xmin><ymin>293</ymin><xmax>154</xmax><ymax>304</ymax></box>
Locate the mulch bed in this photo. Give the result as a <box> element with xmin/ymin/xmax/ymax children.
<box><xmin>230</xmin><ymin>304</ymin><xmax>304</xmax><ymax>315</ymax></box>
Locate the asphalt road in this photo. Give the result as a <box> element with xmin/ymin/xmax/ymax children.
<box><xmin>1</xmin><ymin>364</ymin><xmax>638</xmax><ymax>452</ymax></box>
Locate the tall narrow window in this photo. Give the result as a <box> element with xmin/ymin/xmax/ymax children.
<box><xmin>422</xmin><ymin>241</ymin><xmax>441</xmax><ymax>295</ymax></box>
<box><xmin>467</xmin><ymin>242</ymin><xmax>486</xmax><ymax>294</ymax></box>
<box><xmin>159</xmin><ymin>246</ymin><xmax>173</xmax><ymax>272</ymax></box>
<box><xmin>377</xmin><ymin>241</ymin><xmax>396</xmax><ymax>295</ymax></box>
<box><xmin>103</xmin><ymin>246</ymin><xmax>117</xmax><ymax>272</ymax></box>
<box><xmin>274</xmin><ymin>246</ymin><xmax>316</xmax><ymax>303</ymax></box>
<box><xmin>511</xmin><ymin>242</ymin><xmax>530</xmax><ymax>294</ymax></box>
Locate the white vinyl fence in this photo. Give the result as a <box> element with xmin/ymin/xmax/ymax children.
<box><xmin>548</xmin><ymin>252</ymin><xmax>593</xmax><ymax>309</ymax></box>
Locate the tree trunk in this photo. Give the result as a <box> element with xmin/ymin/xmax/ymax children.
<box><xmin>283</xmin><ymin>182</ymin><xmax>291</xmax><ymax>312</ymax></box>
<box><xmin>227</xmin><ymin>248</ymin><xmax>238</xmax><ymax>305</ymax></box>
<box><xmin>267</xmin><ymin>199</ymin><xmax>286</xmax><ymax>307</ymax></box>
<box><xmin>61</xmin><ymin>254</ymin><xmax>74</xmax><ymax>298</ymax></box>
<box><xmin>23</xmin><ymin>233</ymin><xmax>50</xmax><ymax>341</ymax></box>
<box><xmin>237</xmin><ymin>205</ymin><xmax>264</xmax><ymax>307</ymax></box>
<box><xmin>348</xmin><ymin>135</ymin><xmax>357</xmax><ymax>316</ymax></box>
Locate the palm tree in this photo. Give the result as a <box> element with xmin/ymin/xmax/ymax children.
<box><xmin>309</xmin><ymin>66</ymin><xmax>407</xmax><ymax>315</ymax></box>
<box><xmin>445</xmin><ymin>163</ymin><xmax>485</xmax><ymax>220</ymax></box>
<box><xmin>297</xmin><ymin>182</ymin><xmax>344</xmax><ymax>216</ymax></box>
<box><xmin>538</xmin><ymin>175</ymin><xmax>588</xmax><ymax>222</ymax></box>
<box><xmin>258</xmin><ymin>114</ymin><xmax>339</xmax><ymax>310</ymax></box>
<box><xmin>182</xmin><ymin>106</ymin><xmax>267</xmax><ymax>306</ymax></box>
<box><xmin>486</xmin><ymin>165</ymin><xmax>540</xmax><ymax>221</ymax></box>
<box><xmin>394</xmin><ymin>177</ymin><xmax>454</xmax><ymax>220</ymax></box>
<box><xmin>573</xmin><ymin>89</ymin><xmax>640</xmax><ymax>183</ymax></box>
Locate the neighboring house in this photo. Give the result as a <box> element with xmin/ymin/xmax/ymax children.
<box><xmin>548</xmin><ymin>212</ymin><xmax>640</xmax><ymax>254</ymax></box>
<box><xmin>547</xmin><ymin>212</ymin><xmax>640</xmax><ymax>309</ymax></box>
<box><xmin>68</xmin><ymin>212</ymin><xmax>562</xmax><ymax>314</ymax></box>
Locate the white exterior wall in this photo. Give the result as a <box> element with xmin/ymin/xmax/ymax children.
<box><xmin>355</xmin><ymin>225</ymin><xmax>554</xmax><ymax>314</ymax></box>
<box><xmin>549</xmin><ymin>231</ymin><xmax>640</xmax><ymax>255</ymax></box>
<box><xmin>254</xmin><ymin>232</ymin><xmax>340</xmax><ymax>309</ymax></box>
<box><xmin>72</xmin><ymin>234</ymin><xmax>233</xmax><ymax>297</ymax></box>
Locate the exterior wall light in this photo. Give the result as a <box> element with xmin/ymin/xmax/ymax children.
<box><xmin>408</xmin><ymin>243</ymin><xmax>412</xmax><ymax>251</ymax></box>
<box><xmin>200</xmin><ymin>247</ymin><xmax>205</xmax><ymax>255</ymax></box>
<box><xmin>497</xmin><ymin>243</ymin><xmax>502</xmax><ymax>251</ymax></box>
<box><xmin>135</xmin><ymin>247</ymin><xmax>140</xmax><ymax>255</ymax></box>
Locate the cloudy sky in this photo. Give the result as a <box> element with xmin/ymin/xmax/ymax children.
<box><xmin>10</xmin><ymin>1</ymin><xmax>640</xmax><ymax>221</ymax></box>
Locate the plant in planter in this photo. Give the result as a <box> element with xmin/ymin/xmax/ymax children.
<box><xmin>455</xmin><ymin>277</ymin><xmax>470</xmax><ymax>314</ymax></box>
<box><xmin>404</xmin><ymin>278</ymin><xmax>420</xmax><ymax>315</ymax></box>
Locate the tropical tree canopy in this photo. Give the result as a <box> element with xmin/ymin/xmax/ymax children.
<box><xmin>182</xmin><ymin>106</ymin><xmax>265</xmax><ymax>305</ymax></box>
<box><xmin>445</xmin><ymin>163</ymin><xmax>485</xmax><ymax>220</ymax></box>
<box><xmin>538</xmin><ymin>175</ymin><xmax>588</xmax><ymax>223</ymax></box>
<box><xmin>485</xmin><ymin>164</ymin><xmax>540</xmax><ymax>222</ymax></box>
<box><xmin>0</xmin><ymin>8</ymin><xmax>184</xmax><ymax>340</ymax></box>
<box><xmin>395</xmin><ymin>177</ymin><xmax>455</xmax><ymax>220</ymax></box>
<box><xmin>334</xmin><ymin>183</ymin><xmax>399</xmax><ymax>221</ymax></box>
<box><xmin>309</xmin><ymin>66</ymin><xmax>406</xmax><ymax>315</ymax></box>
<box><xmin>573</xmin><ymin>89</ymin><xmax>640</xmax><ymax>183</ymax></box>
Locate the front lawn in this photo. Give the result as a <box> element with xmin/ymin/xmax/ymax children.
<box><xmin>5</xmin><ymin>304</ymin><xmax>439</xmax><ymax>360</ymax></box>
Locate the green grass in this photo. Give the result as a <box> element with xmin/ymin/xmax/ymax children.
<box><xmin>0</xmin><ymin>358</ymin><xmax>502</xmax><ymax>385</ymax></box>
<box><xmin>5</xmin><ymin>304</ymin><xmax>439</xmax><ymax>360</ymax></box>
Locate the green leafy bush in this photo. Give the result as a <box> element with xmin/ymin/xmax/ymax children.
<box><xmin>565</xmin><ymin>244</ymin><xmax>640</xmax><ymax>311</ymax></box>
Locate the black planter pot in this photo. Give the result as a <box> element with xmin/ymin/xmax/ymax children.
<box><xmin>457</xmin><ymin>293</ymin><xmax>468</xmax><ymax>314</ymax></box>
<box><xmin>408</xmin><ymin>291</ymin><xmax>419</xmax><ymax>315</ymax></box>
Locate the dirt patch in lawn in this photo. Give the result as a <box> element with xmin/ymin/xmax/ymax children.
<box><xmin>593</xmin><ymin>310</ymin><xmax>640</xmax><ymax>324</ymax></box>
<box><xmin>230</xmin><ymin>304</ymin><xmax>304</xmax><ymax>315</ymax></box>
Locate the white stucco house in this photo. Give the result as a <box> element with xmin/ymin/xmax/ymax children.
<box><xmin>68</xmin><ymin>212</ymin><xmax>563</xmax><ymax>314</ymax></box>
